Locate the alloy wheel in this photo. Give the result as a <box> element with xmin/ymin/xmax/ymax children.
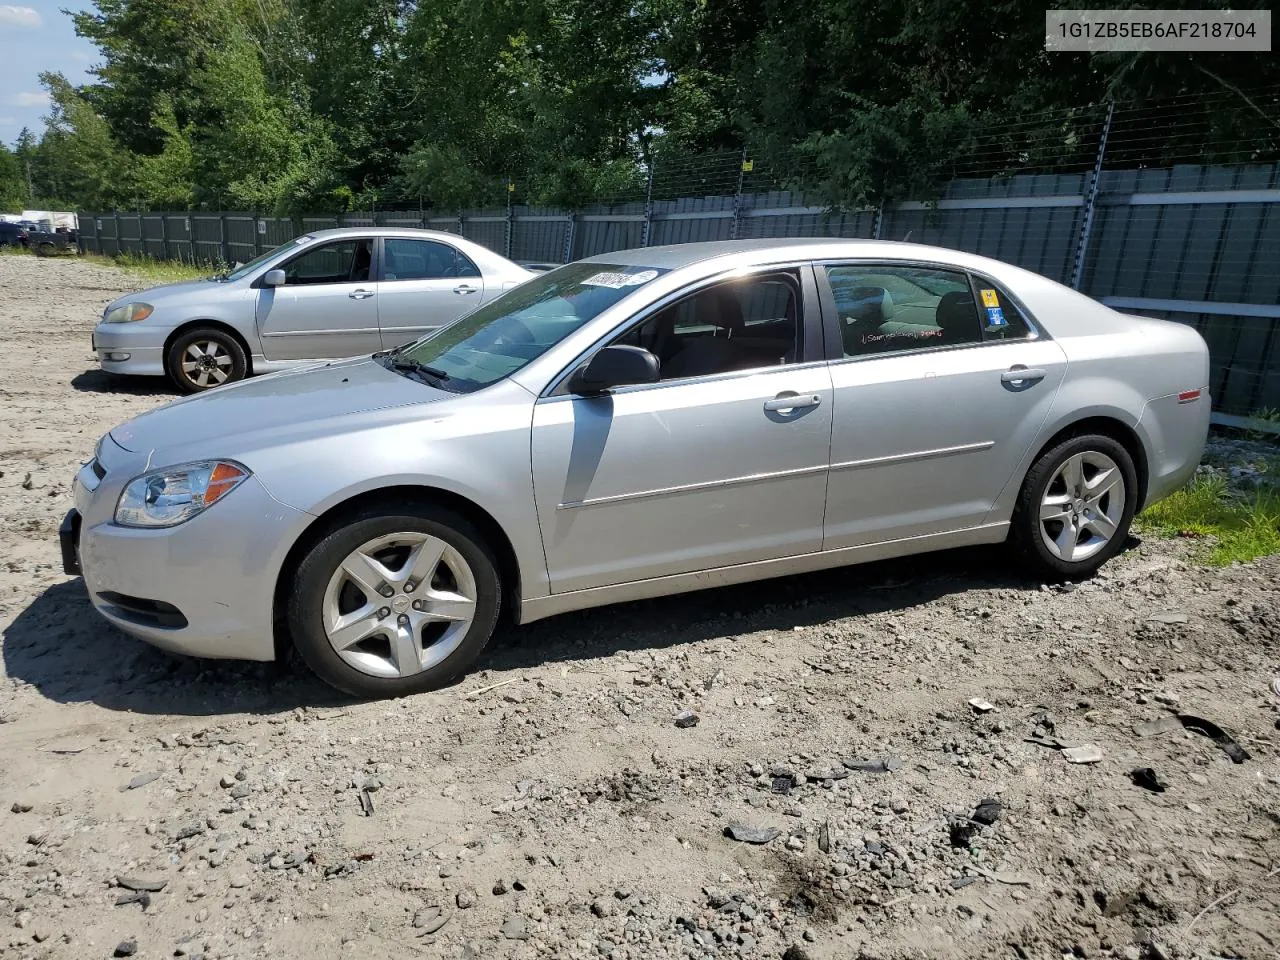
<box><xmin>321</xmin><ymin>531</ymin><xmax>478</xmax><ymax>679</ymax></box>
<box><xmin>1038</xmin><ymin>450</ymin><xmax>1126</xmax><ymax>563</ymax></box>
<box><xmin>182</xmin><ymin>340</ymin><xmax>233</xmax><ymax>387</ymax></box>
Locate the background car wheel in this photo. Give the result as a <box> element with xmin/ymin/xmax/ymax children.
<box><xmin>166</xmin><ymin>327</ymin><xmax>247</xmax><ymax>393</ymax></box>
<box><xmin>1011</xmin><ymin>433</ymin><xmax>1138</xmax><ymax>581</ymax></box>
<box><xmin>287</xmin><ymin>504</ymin><xmax>501</xmax><ymax>699</ymax></box>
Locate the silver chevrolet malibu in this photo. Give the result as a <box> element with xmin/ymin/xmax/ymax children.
<box><xmin>92</xmin><ymin>227</ymin><xmax>536</xmax><ymax>392</ymax></box>
<box><xmin>61</xmin><ymin>239</ymin><xmax>1210</xmax><ymax>698</ymax></box>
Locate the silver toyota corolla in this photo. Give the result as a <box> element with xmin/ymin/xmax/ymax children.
<box><xmin>92</xmin><ymin>227</ymin><xmax>536</xmax><ymax>392</ymax></box>
<box><xmin>61</xmin><ymin>239</ymin><xmax>1210</xmax><ymax>699</ymax></box>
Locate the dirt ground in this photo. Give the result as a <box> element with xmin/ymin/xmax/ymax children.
<box><xmin>1</xmin><ymin>253</ymin><xmax>1278</xmax><ymax>960</ymax></box>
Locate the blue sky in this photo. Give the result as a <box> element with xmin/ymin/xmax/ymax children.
<box><xmin>0</xmin><ymin>1</ymin><xmax>100</xmax><ymax>147</ymax></box>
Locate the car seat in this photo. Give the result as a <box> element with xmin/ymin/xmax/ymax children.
<box><xmin>660</xmin><ymin>288</ymin><xmax>749</xmax><ymax>380</ymax></box>
<box><xmin>351</xmin><ymin>243</ymin><xmax>372</xmax><ymax>283</ymax></box>
<box><xmin>840</xmin><ymin>286</ymin><xmax>889</xmax><ymax>354</ymax></box>
<box><xmin>934</xmin><ymin>290</ymin><xmax>978</xmax><ymax>345</ymax></box>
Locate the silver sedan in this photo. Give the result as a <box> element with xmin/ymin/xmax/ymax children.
<box><xmin>61</xmin><ymin>239</ymin><xmax>1210</xmax><ymax>698</ymax></box>
<box><xmin>92</xmin><ymin>227</ymin><xmax>536</xmax><ymax>392</ymax></box>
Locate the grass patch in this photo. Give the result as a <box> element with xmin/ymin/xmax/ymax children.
<box><xmin>1138</xmin><ymin>474</ymin><xmax>1280</xmax><ymax>565</ymax></box>
<box><xmin>83</xmin><ymin>251</ymin><xmax>217</xmax><ymax>285</ymax></box>
<box><xmin>4</xmin><ymin>245</ymin><xmax>216</xmax><ymax>284</ymax></box>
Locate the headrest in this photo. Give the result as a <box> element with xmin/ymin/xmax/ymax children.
<box><xmin>846</xmin><ymin>286</ymin><xmax>891</xmax><ymax>324</ymax></box>
<box><xmin>935</xmin><ymin>291</ymin><xmax>975</xmax><ymax>331</ymax></box>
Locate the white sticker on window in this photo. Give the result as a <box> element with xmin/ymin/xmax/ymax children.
<box><xmin>581</xmin><ymin>269</ymin><xmax>659</xmax><ymax>289</ymax></box>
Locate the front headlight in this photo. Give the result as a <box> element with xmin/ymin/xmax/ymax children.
<box><xmin>104</xmin><ymin>302</ymin><xmax>154</xmax><ymax>323</ymax></box>
<box><xmin>115</xmin><ymin>460</ymin><xmax>250</xmax><ymax>528</ymax></box>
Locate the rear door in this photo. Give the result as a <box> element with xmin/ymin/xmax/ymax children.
<box><xmin>256</xmin><ymin>237</ymin><xmax>379</xmax><ymax>361</ymax></box>
<box><xmin>376</xmin><ymin>238</ymin><xmax>486</xmax><ymax>349</ymax></box>
<box><xmin>817</xmin><ymin>261</ymin><xmax>1068</xmax><ymax>549</ymax></box>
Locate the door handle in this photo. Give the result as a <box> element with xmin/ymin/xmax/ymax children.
<box><xmin>453</xmin><ymin>284</ymin><xmax>479</xmax><ymax>295</ymax></box>
<box><xmin>1001</xmin><ymin>366</ymin><xmax>1046</xmax><ymax>384</ymax></box>
<box><xmin>764</xmin><ymin>393</ymin><xmax>822</xmax><ymax>413</ymax></box>
<box><xmin>349</xmin><ymin>289</ymin><xmax>375</xmax><ymax>300</ymax></box>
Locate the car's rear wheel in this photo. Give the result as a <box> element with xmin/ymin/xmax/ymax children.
<box><xmin>287</xmin><ymin>504</ymin><xmax>501</xmax><ymax>699</ymax></box>
<box><xmin>1011</xmin><ymin>433</ymin><xmax>1138</xmax><ymax>580</ymax></box>
<box><xmin>166</xmin><ymin>327</ymin><xmax>247</xmax><ymax>393</ymax></box>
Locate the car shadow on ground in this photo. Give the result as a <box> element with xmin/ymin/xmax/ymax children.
<box><xmin>70</xmin><ymin>369</ymin><xmax>179</xmax><ymax>396</ymax></box>
<box><xmin>2</xmin><ymin>580</ymin><xmax>342</xmax><ymax>717</ymax></box>
<box><xmin>3</xmin><ymin>541</ymin><xmax>1101</xmax><ymax>717</ymax></box>
<box><xmin>487</xmin><ymin>544</ymin><xmax>1046</xmax><ymax>674</ymax></box>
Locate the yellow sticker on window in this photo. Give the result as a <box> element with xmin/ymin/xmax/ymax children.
<box><xmin>980</xmin><ymin>288</ymin><xmax>1000</xmax><ymax>308</ymax></box>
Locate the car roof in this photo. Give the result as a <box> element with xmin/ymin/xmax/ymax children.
<box><xmin>301</xmin><ymin>226</ymin><xmax>467</xmax><ymax>241</ymax></box>
<box><xmin>581</xmin><ymin>238</ymin><xmax>1035</xmax><ymax>279</ymax></box>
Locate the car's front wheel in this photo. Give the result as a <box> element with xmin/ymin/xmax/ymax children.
<box><xmin>287</xmin><ymin>504</ymin><xmax>501</xmax><ymax>698</ymax></box>
<box><xmin>1011</xmin><ymin>433</ymin><xmax>1138</xmax><ymax>580</ymax></box>
<box><xmin>165</xmin><ymin>327</ymin><xmax>248</xmax><ymax>393</ymax></box>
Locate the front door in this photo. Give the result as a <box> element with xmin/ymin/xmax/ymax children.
<box><xmin>256</xmin><ymin>237</ymin><xmax>379</xmax><ymax>361</ymax></box>
<box><xmin>817</xmin><ymin>261</ymin><xmax>1068</xmax><ymax>548</ymax></box>
<box><xmin>376</xmin><ymin>238</ymin><xmax>486</xmax><ymax>349</ymax></box>
<box><xmin>531</xmin><ymin>268</ymin><xmax>833</xmax><ymax>594</ymax></box>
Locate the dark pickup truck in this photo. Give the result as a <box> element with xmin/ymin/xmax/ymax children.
<box><xmin>27</xmin><ymin>226</ymin><xmax>79</xmax><ymax>255</ymax></box>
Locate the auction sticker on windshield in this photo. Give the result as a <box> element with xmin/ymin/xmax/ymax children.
<box><xmin>581</xmin><ymin>269</ymin><xmax>660</xmax><ymax>289</ymax></box>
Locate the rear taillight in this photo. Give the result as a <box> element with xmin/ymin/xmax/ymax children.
<box><xmin>1178</xmin><ymin>390</ymin><xmax>1201</xmax><ymax>403</ymax></box>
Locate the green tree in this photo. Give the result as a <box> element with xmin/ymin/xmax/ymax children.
<box><xmin>37</xmin><ymin>72</ymin><xmax>138</xmax><ymax>209</ymax></box>
<box><xmin>0</xmin><ymin>144</ymin><xmax>25</xmax><ymax>212</ymax></box>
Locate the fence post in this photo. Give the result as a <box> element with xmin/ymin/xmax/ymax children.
<box><xmin>134</xmin><ymin>211</ymin><xmax>143</xmax><ymax>257</ymax></box>
<box><xmin>113</xmin><ymin>212</ymin><xmax>121</xmax><ymax>257</ymax></box>
<box><xmin>219</xmin><ymin>213</ymin><xmax>230</xmax><ymax>266</ymax></box>
<box><xmin>562</xmin><ymin>214</ymin><xmax>576</xmax><ymax>263</ymax></box>
<box><xmin>872</xmin><ymin>202</ymin><xmax>885</xmax><ymax>240</ymax></box>
<box><xmin>641</xmin><ymin>161</ymin><xmax>655</xmax><ymax>247</ymax></box>
<box><xmin>730</xmin><ymin>147</ymin><xmax>748</xmax><ymax>241</ymax></box>
<box><xmin>1069</xmin><ymin>100</ymin><xmax>1115</xmax><ymax>292</ymax></box>
<box><xmin>457</xmin><ymin>210</ymin><xmax>464</xmax><ymax>238</ymax></box>
<box><xmin>187</xmin><ymin>214</ymin><xmax>196</xmax><ymax>264</ymax></box>
<box><xmin>159</xmin><ymin>212</ymin><xmax>169</xmax><ymax>260</ymax></box>
<box><xmin>504</xmin><ymin>180</ymin><xmax>514</xmax><ymax>259</ymax></box>
<box><xmin>254</xmin><ymin>215</ymin><xmax>264</xmax><ymax>256</ymax></box>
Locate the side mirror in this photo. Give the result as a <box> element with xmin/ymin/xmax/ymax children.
<box><xmin>263</xmin><ymin>269</ymin><xmax>286</xmax><ymax>287</ymax></box>
<box><xmin>569</xmin><ymin>345</ymin><xmax>660</xmax><ymax>395</ymax></box>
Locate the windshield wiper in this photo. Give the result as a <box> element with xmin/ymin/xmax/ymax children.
<box><xmin>384</xmin><ymin>354</ymin><xmax>450</xmax><ymax>384</ymax></box>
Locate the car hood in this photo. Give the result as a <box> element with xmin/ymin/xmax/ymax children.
<box><xmin>104</xmin><ymin>278</ymin><xmax>226</xmax><ymax>312</ymax></box>
<box><xmin>110</xmin><ymin>357</ymin><xmax>451</xmax><ymax>457</ymax></box>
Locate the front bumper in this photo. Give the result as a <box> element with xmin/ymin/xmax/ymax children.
<box><xmin>92</xmin><ymin>322</ymin><xmax>168</xmax><ymax>376</ymax></box>
<box><xmin>66</xmin><ymin>455</ymin><xmax>314</xmax><ymax>662</ymax></box>
<box><xmin>59</xmin><ymin>509</ymin><xmax>81</xmax><ymax>575</ymax></box>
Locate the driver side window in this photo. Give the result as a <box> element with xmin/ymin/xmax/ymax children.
<box><xmin>283</xmin><ymin>239</ymin><xmax>373</xmax><ymax>285</ymax></box>
<box><xmin>614</xmin><ymin>273</ymin><xmax>802</xmax><ymax>381</ymax></box>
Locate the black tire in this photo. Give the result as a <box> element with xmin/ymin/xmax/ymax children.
<box><xmin>165</xmin><ymin>326</ymin><xmax>248</xmax><ymax>393</ymax></box>
<box><xmin>1010</xmin><ymin>433</ymin><xmax>1138</xmax><ymax>581</ymax></box>
<box><xmin>287</xmin><ymin>503</ymin><xmax>501</xmax><ymax>699</ymax></box>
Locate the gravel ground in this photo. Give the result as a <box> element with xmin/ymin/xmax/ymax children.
<box><xmin>1</xmin><ymin>253</ymin><xmax>1278</xmax><ymax>960</ymax></box>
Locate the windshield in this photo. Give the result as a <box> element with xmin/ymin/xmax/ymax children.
<box><xmin>220</xmin><ymin>237</ymin><xmax>313</xmax><ymax>282</ymax></box>
<box><xmin>382</xmin><ymin>261</ymin><xmax>668</xmax><ymax>393</ymax></box>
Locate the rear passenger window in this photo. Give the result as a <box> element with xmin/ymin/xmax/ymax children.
<box><xmin>384</xmin><ymin>238</ymin><xmax>466</xmax><ymax>281</ymax></box>
<box><xmin>972</xmin><ymin>280</ymin><xmax>1034</xmax><ymax>341</ymax></box>
<box><xmin>823</xmin><ymin>265</ymin><xmax>981</xmax><ymax>357</ymax></box>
